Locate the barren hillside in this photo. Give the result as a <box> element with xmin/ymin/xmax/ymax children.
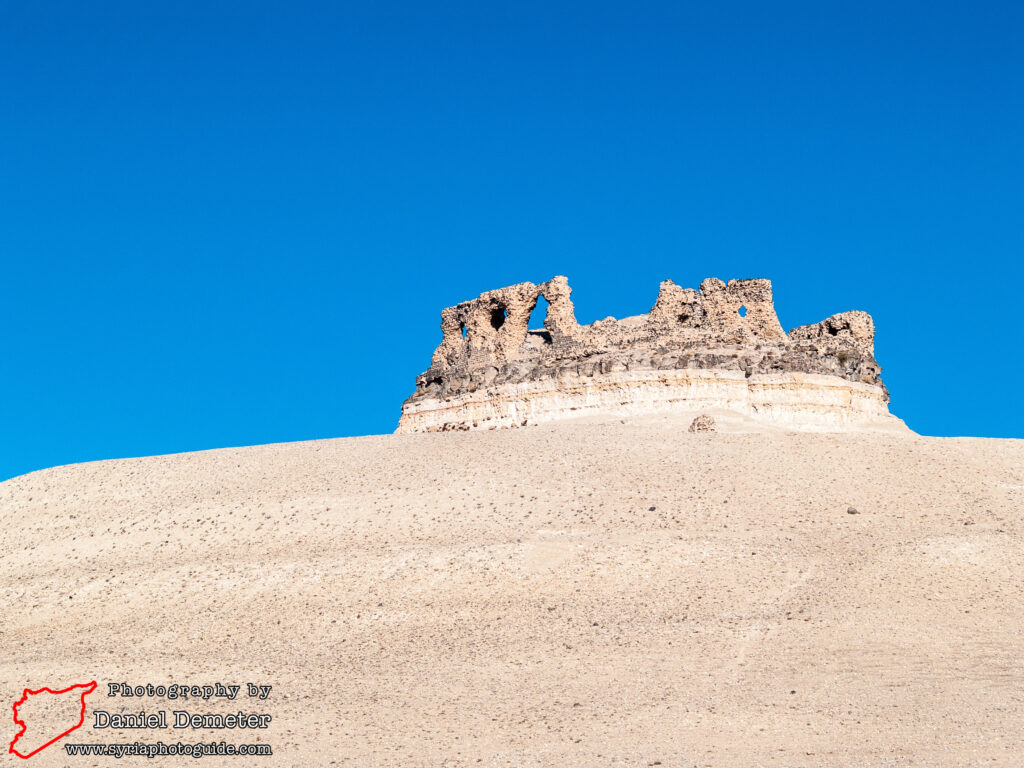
<box><xmin>2</xmin><ymin>418</ymin><xmax>1022</xmax><ymax>766</ymax></box>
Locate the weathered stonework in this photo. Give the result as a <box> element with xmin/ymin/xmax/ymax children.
<box><xmin>398</xmin><ymin>276</ymin><xmax>905</xmax><ymax>433</ymax></box>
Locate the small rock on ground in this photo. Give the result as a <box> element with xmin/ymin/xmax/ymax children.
<box><xmin>689</xmin><ymin>414</ymin><xmax>717</xmax><ymax>433</ymax></box>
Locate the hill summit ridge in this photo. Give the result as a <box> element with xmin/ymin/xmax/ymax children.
<box><xmin>398</xmin><ymin>276</ymin><xmax>903</xmax><ymax>433</ymax></box>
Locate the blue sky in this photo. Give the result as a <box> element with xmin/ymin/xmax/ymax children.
<box><xmin>1</xmin><ymin>1</ymin><xmax>1021</xmax><ymax>480</ymax></box>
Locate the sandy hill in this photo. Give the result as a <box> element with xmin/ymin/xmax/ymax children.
<box><xmin>2</xmin><ymin>417</ymin><xmax>1023</xmax><ymax>766</ymax></box>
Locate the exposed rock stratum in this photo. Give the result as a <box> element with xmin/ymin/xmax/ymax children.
<box><xmin>398</xmin><ymin>276</ymin><xmax>907</xmax><ymax>433</ymax></box>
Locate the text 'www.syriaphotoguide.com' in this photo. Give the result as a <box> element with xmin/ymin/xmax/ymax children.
<box><xmin>64</xmin><ymin>741</ymin><xmax>272</xmax><ymax>758</ymax></box>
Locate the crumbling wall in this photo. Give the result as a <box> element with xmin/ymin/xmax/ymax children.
<box><xmin>403</xmin><ymin>274</ymin><xmax>892</xmax><ymax>433</ymax></box>
<box><xmin>646</xmin><ymin>277</ymin><xmax>786</xmax><ymax>341</ymax></box>
<box><xmin>539</xmin><ymin>275</ymin><xmax>584</xmax><ymax>344</ymax></box>
<box><xmin>432</xmin><ymin>281</ymin><xmax>540</xmax><ymax>368</ymax></box>
<box><xmin>698</xmin><ymin>278</ymin><xmax>787</xmax><ymax>342</ymax></box>
<box><xmin>788</xmin><ymin>311</ymin><xmax>875</xmax><ymax>356</ymax></box>
<box><xmin>431</xmin><ymin>275</ymin><xmax>596</xmax><ymax>371</ymax></box>
<box><xmin>416</xmin><ymin>275</ymin><xmax>881</xmax><ymax>399</ymax></box>
<box><xmin>647</xmin><ymin>279</ymin><xmax>704</xmax><ymax>329</ymax></box>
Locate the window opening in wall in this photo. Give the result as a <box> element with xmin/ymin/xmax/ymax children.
<box><xmin>527</xmin><ymin>296</ymin><xmax>552</xmax><ymax>344</ymax></box>
<box><xmin>490</xmin><ymin>307</ymin><xmax>507</xmax><ymax>331</ymax></box>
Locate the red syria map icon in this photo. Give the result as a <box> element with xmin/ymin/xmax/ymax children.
<box><xmin>9</xmin><ymin>681</ymin><xmax>97</xmax><ymax>759</ymax></box>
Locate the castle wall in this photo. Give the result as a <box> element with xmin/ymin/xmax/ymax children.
<box><xmin>402</xmin><ymin>275</ymin><xmax>901</xmax><ymax>433</ymax></box>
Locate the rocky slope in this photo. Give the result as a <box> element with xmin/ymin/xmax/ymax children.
<box><xmin>2</xmin><ymin>420</ymin><xmax>1022</xmax><ymax>766</ymax></box>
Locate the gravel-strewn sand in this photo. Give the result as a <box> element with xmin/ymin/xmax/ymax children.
<box><xmin>3</xmin><ymin>419</ymin><xmax>1023</xmax><ymax>766</ymax></box>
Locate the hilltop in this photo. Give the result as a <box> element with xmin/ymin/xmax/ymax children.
<box><xmin>399</xmin><ymin>276</ymin><xmax>907</xmax><ymax>434</ymax></box>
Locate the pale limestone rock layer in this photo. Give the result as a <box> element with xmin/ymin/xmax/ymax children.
<box><xmin>398</xmin><ymin>276</ymin><xmax>906</xmax><ymax>433</ymax></box>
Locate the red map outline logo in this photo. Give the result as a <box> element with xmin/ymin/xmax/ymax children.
<box><xmin>8</xmin><ymin>680</ymin><xmax>97</xmax><ymax>759</ymax></box>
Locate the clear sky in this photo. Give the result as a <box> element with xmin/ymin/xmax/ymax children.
<box><xmin>1</xmin><ymin>1</ymin><xmax>1021</xmax><ymax>480</ymax></box>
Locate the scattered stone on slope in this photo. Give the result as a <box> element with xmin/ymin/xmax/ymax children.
<box><xmin>689</xmin><ymin>414</ymin><xmax>717</xmax><ymax>433</ymax></box>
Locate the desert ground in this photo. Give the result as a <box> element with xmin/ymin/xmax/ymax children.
<box><xmin>2</xmin><ymin>415</ymin><xmax>1023</xmax><ymax>766</ymax></box>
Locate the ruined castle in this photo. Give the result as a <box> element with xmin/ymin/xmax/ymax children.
<box><xmin>397</xmin><ymin>276</ymin><xmax>905</xmax><ymax>433</ymax></box>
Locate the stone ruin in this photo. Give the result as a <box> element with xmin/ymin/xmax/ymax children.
<box><xmin>397</xmin><ymin>276</ymin><xmax>902</xmax><ymax>433</ymax></box>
